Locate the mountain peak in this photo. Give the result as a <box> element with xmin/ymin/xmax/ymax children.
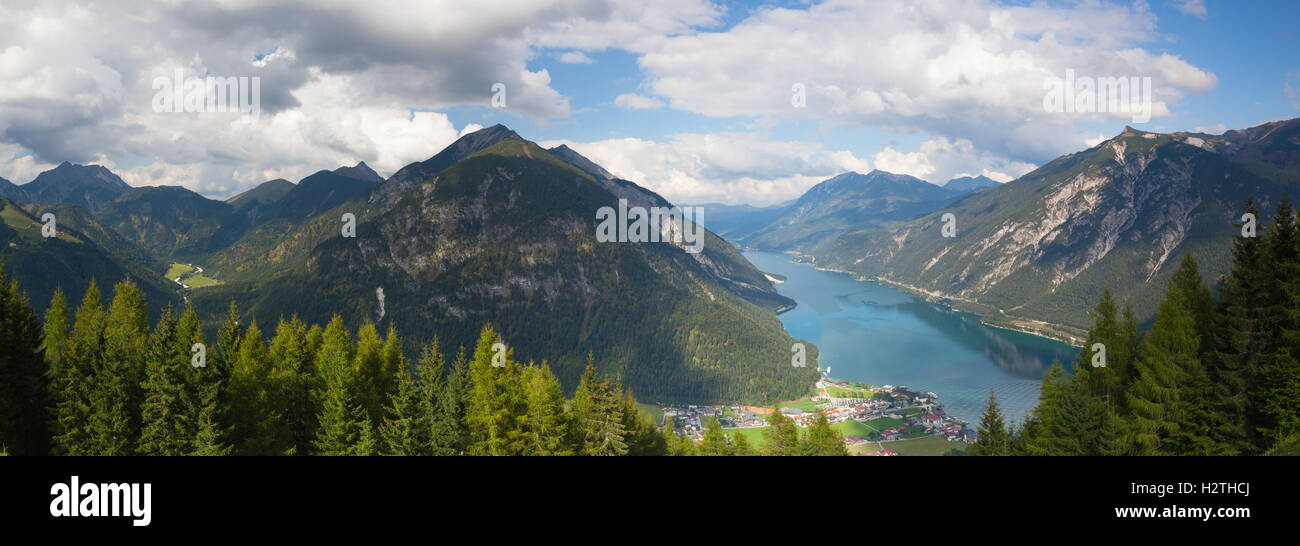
<box><xmin>20</xmin><ymin>162</ymin><xmax>131</xmax><ymax>214</ymax></box>
<box><xmin>333</xmin><ymin>161</ymin><xmax>384</xmax><ymax>184</ymax></box>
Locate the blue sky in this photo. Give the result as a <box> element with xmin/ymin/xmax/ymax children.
<box><xmin>0</xmin><ymin>0</ymin><xmax>1296</xmax><ymax>205</ymax></box>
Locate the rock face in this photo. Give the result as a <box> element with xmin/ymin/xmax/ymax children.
<box><xmin>815</xmin><ymin>121</ymin><xmax>1300</xmax><ymax>337</ymax></box>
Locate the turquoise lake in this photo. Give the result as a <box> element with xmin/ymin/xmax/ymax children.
<box><xmin>744</xmin><ymin>250</ymin><xmax>1080</xmax><ymax>424</ymax></box>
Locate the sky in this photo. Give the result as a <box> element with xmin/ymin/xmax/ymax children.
<box><xmin>0</xmin><ymin>0</ymin><xmax>1296</xmax><ymax>206</ymax></box>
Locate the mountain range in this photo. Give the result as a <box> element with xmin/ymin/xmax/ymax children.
<box><xmin>725</xmin><ymin>119</ymin><xmax>1300</xmax><ymax>342</ymax></box>
<box><xmin>0</xmin><ymin>125</ymin><xmax>818</xmax><ymax>404</ymax></box>
<box><xmin>700</xmin><ymin>171</ymin><xmax>999</xmax><ymax>251</ymax></box>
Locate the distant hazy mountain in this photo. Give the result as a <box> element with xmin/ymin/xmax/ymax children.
<box><xmin>692</xmin><ymin>202</ymin><xmax>793</xmax><ymax>241</ymax></box>
<box><xmin>815</xmin><ymin>120</ymin><xmax>1300</xmax><ymax>340</ymax></box>
<box><xmin>729</xmin><ymin>170</ymin><xmax>969</xmax><ymax>251</ymax></box>
<box><xmin>944</xmin><ymin>175</ymin><xmax>1000</xmax><ymax>193</ymax></box>
<box><xmin>195</xmin><ymin>127</ymin><xmax>817</xmax><ymax>403</ymax></box>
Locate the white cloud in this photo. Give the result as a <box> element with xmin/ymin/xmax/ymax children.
<box><xmin>613</xmin><ymin>93</ymin><xmax>665</xmax><ymax>109</ymax></box>
<box><xmin>873</xmin><ymin>136</ymin><xmax>1037</xmax><ymax>184</ymax></box>
<box><xmin>1174</xmin><ymin>0</ymin><xmax>1208</xmax><ymax>19</ymax></box>
<box><xmin>0</xmin><ymin>0</ymin><xmax>724</xmax><ymax>197</ymax></box>
<box><xmin>541</xmin><ymin>132</ymin><xmax>873</xmax><ymax>206</ymax></box>
<box><xmin>557</xmin><ymin>51</ymin><xmax>595</xmax><ymax>64</ymax></box>
<box><xmin>1192</xmin><ymin>123</ymin><xmax>1226</xmax><ymax>134</ymax></box>
<box><xmin>633</xmin><ymin>0</ymin><xmax>1216</xmax><ymax>165</ymax></box>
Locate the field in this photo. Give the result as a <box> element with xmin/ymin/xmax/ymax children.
<box><xmin>167</xmin><ymin>262</ymin><xmax>221</xmax><ymax>288</ymax></box>
<box><xmin>166</xmin><ymin>263</ymin><xmax>194</xmax><ymax>279</ymax></box>
<box><xmin>723</xmin><ymin>427</ymin><xmax>769</xmax><ymax>449</ymax></box>
<box><xmin>831</xmin><ymin>420</ymin><xmax>875</xmax><ymax>438</ymax></box>
<box><xmin>862</xmin><ymin>417</ymin><xmax>904</xmax><ymax>431</ymax></box>
<box><xmin>849</xmin><ymin>434</ymin><xmax>968</xmax><ymax>456</ymax></box>
<box><xmin>185</xmin><ymin>274</ymin><xmax>221</xmax><ymax>288</ymax></box>
<box><xmin>825</xmin><ymin>384</ymin><xmax>873</xmax><ymax>399</ymax></box>
<box><xmin>777</xmin><ymin>397</ymin><xmax>822</xmax><ymax>412</ymax></box>
<box><xmin>637</xmin><ymin>403</ymin><xmax>664</xmax><ymax>426</ymax></box>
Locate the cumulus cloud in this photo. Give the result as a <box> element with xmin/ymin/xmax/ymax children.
<box><xmin>541</xmin><ymin>132</ymin><xmax>872</xmax><ymax>205</ymax></box>
<box><xmin>633</xmin><ymin>0</ymin><xmax>1216</xmax><ymax>164</ymax></box>
<box><xmin>0</xmin><ymin>0</ymin><xmax>1222</xmax><ymax>203</ymax></box>
<box><xmin>0</xmin><ymin>0</ymin><xmax>720</xmax><ymax>197</ymax></box>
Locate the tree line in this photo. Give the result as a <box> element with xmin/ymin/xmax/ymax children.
<box><xmin>0</xmin><ymin>267</ymin><xmax>848</xmax><ymax>456</ymax></box>
<box><xmin>971</xmin><ymin>198</ymin><xmax>1300</xmax><ymax>456</ymax></box>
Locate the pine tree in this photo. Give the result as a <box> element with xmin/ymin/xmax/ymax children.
<box><xmin>51</xmin><ymin>282</ymin><xmax>104</xmax><ymax>455</ymax></box>
<box><xmin>138</xmin><ymin>307</ymin><xmax>190</xmax><ymax>455</ymax></box>
<box><xmin>1125</xmin><ymin>255</ymin><xmax>1227</xmax><ymax>455</ymax></box>
<box><xmin>87</xmin><ymin>281</ymin><xmax>149</xmax><ymax>455</ymax></box>
<box><xmin>311</xmin><ymin>317</ymin><xmax>370</xmax><ymax>455</ymax></box>
<box><xmin>763</xmin><ymin>408</ymin><xmax>801</xmax><ymax>456</ymax></box>
<box><xmin>268</xmin><ymin>317</ymin><xmax>314</xmax><ymax>455</ymax></box>
<box><xmin>1261</xmin><ymin>197</ymin><xmax>1300</xmax><ymax>445</ymax></box>
<box><xmin>352</xmin><ymin>322</ymin><xmax>386</xmax><ymax>429</ymax></box>
<box><xmin>970</xmin><ymin>390</ymin><xmax>1009</xmax><ymax>456</ymax></box>
<box><xmin>229</xmin><ymin>321</ymin><xmax>286</xmax><ymax>455</ymax></box>
<box><xmin>699</xmin><ymin>417</ymin><xmax>729</xmax><ymax>456</ymax></box>
<box><xmin>378</xmin><ymin>360</ymin><xmax>423</xmax><ymax>456</ymax></box>
<box><xmin>731</xmin><ymin>430</ymin><xmax>754</xmax><ymax>456</ymax></box>
<box><xmin>42</xmin><ymin>288</ymin><xmax>69</xmax><ymax>379</ymax></box>
<box><xmin>465</xmin><ymin>325</ymin><xmax>529</xmax><ymax>456</ymax></box>
<box><xmin>618</xmin><ymin>386</ymin><xmax>665</xmax><ymax>456</ymax></box>
<box><xmin>0</xmin><ymin>264</ymin><xmax>50</xmax><ymax>455</ymax></box>
<box><xmin>412</xmin><ymin>341</ymin><xmax>457</xmax><ymax>456</ymax></box>
<box><xmin>801</xmin><ymin>412</ymin><xmax>847</xmax><ymax>456</ymax></box>
<box><xmin>182</xmin><ymin>304</ymin><xmax>229</xmax><ymax>456</ymax></box>
<box><xmin>571</xmin><ymin>362</ymin><xmax>627</xmax><ymax>456</ymax></box>
<box><xmin>523</xmin><ymin>363</ymin><xmax>572</xmax><ymax>456</ymax></box>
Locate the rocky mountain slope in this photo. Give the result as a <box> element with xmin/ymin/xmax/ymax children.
<box><xmin>814</xmin><ymin>121</ymin><xmax>1300</xmax><ymax>341</ymax></box>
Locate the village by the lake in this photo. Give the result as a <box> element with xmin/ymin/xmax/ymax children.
<box><xmin>648</xmin><ymin>378</ymin><xmax>977</xmax><ymax>456</ymax></box>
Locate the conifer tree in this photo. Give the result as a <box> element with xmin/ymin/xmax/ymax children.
<box><xmin>182</xmin><ymin>304</ymin><xmax>229</xmax><ymax>456</ymax></box>
<box><xmin>0</xmin><ymin>265</ymin><xmax>50</xmax><ymax>455</ymax></box>
<box><xmin>523</xmin><ymin>363</ymin><xmax>571</xmax><ymax>455</ymax></box>
<box><xmin>763</xmin><ymin>408</ymin><xmax>800</xmax><ymax>456</ymax></box>
<box><xmin>51</xmin><ymin>282</ymin><xmax>104</xmax><ymax>455</ymax></box>
<box><xmin>378</xmin><ymin>361</ymin><xmax>424</xmax><ymax>456</ymax></box>
<box><xmin>466</xmin><ymin>326</ymin><xmax>529</xmax><ymax>455</ymax></box>
<box><xmin>800</xmin><ymin>412</ymin><xmax>847</xmax><ymax>456</ymax></box>
<box><xmin>269</xmin><ymin>317</ymin><xmax>314</xmax><ymax>455</ymax></box>
<box><xmin>970</xmin><ymin>390</ymin><xmax>1009</xmax><ymax>456</ymax></box>
<box><xmin>312</xmin><ymin>317</ymin><xmax>370</xmax><ymax>456</ymax></box>
<box><xmin>87</xmin><ymin>281</ymin><xmax>149</xmax><ymax>455</ymax></box>
<box><xmin>229</xmin><ymin>322</ymin><xmax>286</xmax><ymax>455</ymax></box>
<box><xmin>1125</xmin><ymin>255</ymin><xmax>1225</xmax><ymax>454</ymax></box>
<box><xmin>699</xmin><ymin>417</ymin><xmax>729</xmax><ymax>456</ymax></box>
<box><xmin>138</xmin><ymin>307</ymin><xmax>190</xmax><ymax>455</ymax></box>
<box><xmin>42</xmin><ymin>288</ymin><xmax>69</xmax><ymax>378</ymax></box>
